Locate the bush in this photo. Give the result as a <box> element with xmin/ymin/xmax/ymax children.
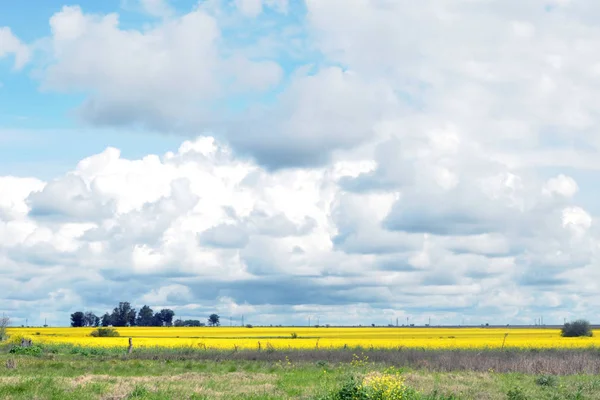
<box><xmin>320</xmin><ymin>373</ymin><xmax>421</xmax><ymax>400</ymax></box>
<box><xmin>535</xmin><ymin>375</ymin><xmax>557</xmax><ymax>387</ymax></box>
<box><xmin>291</xmin><ymin>332</ymin><xmax>298</xmax><ymax>339</ymax></box>
<box><xmin>506</xmin><ymin>387</ymin><xmax>528</xmax><ymax>400</ymax></box>
<box><xmin>9</xmin><ymin>345</ymin><xmax>42</xmax><ymax>356</ymax></box>
<box><xmin>90</xmin><ymin>328</ymin><xmax>120</xmax><ymax>337</ymax></box>
<box><xmin>320</xmin><ymin>376</ymin><xmax>366</xmax><ymax>400</ymax></box>
<box><xmin>561</xmin><ymin>320</ymin><xmax>593</xmax><ymax>337</ymax></box>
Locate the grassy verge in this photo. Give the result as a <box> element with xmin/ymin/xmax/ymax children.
<box><xmin>1</xmin><ymin>344</ymin><xmax>600</xmax><ymax>399</ymax></box>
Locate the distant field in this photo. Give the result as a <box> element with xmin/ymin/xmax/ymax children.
<box><xmin>7</xmin><ymin>327</ymin><xmax>599</xmax><ymax>350</ymax></box>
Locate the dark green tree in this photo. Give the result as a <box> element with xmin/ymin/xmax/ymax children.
<box><xmin>70</xmin><ymin>311</ymin><xmax>85</xmax><ymax>327</ymax></box>
<box><xmin>150</xmin><ymin>309</ymin><xmax>175</xmax><ymax>327</ymax></box>
<box><xmin>208</xmin><ymin>314</ymin><xmax>220</xmax><ymax>327</ymax></box>
<box><xmin>101</xmin><ymin>313</ymin><xmax>111</xmax><ymax>327</ymax></box>
<box><xmin>136</xmin><ymin>305</ymin><xmax>154</xmax><ymax>326</ymax></box>
<box><xmin>84</xmin><ymin>312</ymin><xmax>100</xmax><ymax>327</ymax></box>
<box><xmin>561</xmin><ymin>319</ymin><xmax>593</xmax><ymax>337</ymax></box>
<box><xmin>110</xmin><ymin>302</ymin><xmax>137</xmax><ymax>327</ymax></box>
<box><xmin>158</xmin><ymin>309</ymin><xmax>175</xmax><ymax>327</ymax></box>
<box><xmin>152</xmin><ymin>312</ymin><xmax>164</xmax><ymax>326</ymax></box>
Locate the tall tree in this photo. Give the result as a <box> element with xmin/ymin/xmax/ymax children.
<box><xmin>84</xmin><ymin>312</ymin><xmax>100</xmax><ymax>327</ymax></box>
<box><xmin>158</xmin><ymin>309</ymin><xmax>175</xmax><ymax>327</ymax></box>
<box><xmin>110</xmin><ymin>302</ymin><xmax>137</xmax><ymax>327</ymax></box>
<box><xmin>70</xmin><ymin>311</ymin><xmax>85</xmax><ymax>327</ymax></box>
<box><xmin>208</xmin><ymin>314</ymin><xmax>220</xmax><ymax>327</ymax></box>
<box><xmin>136</xmin><ymin>305</ymin><xmax>154</xmax><ymax>326</ymax></box>
<box><xmin>101</xmin><ymin>313</ymin><xmax>111</xmax><ymax>327</ymax></box>
<box><xmin>152</xmin><ymin>312</ymin><xmax>164</xmax><ymax>327</ymax></box>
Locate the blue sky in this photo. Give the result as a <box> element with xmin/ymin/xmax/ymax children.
<box><xmin>2</xmin><ymin>0</ymin><xmax>600</xmax><ymax>327</ymax></box>
<box><xmin>0</xmin><ymin>0</ymin><xmax>313</xmax><ymax>178</ymax></box>
<box><xmin>0</xmin><ymin>1</ymin><xmax>188</xmax><ymax>178</ymax></box>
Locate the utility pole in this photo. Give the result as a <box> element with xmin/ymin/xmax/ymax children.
<box><xmin>308</xmin><ymin>317</ymin><xmax>311</xmax><ymax>327</ymax></box>
<box><xmin>396</xmin><ymin>317</ymin><xmax>398</xmax><ymax>327</ymax></box>
<box><xmin>25</xmin><ymin>318</ymin><xmax>27</xmax><ymax>327</ymax></box>
<box><xmin>406</xmin><ymin>317</ymin><xmax>409</xmax><ymax>326</ymax></box>
<box><xmin>429</xmin><ymin>317</ymin><xmax>431</xmax><ymax>326</ymax></box>
<box><xmin>242</xmin><ymin>315</ymin><xmax>244</xmax><ymax>327</ymax></box>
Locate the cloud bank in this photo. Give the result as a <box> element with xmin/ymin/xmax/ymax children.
<box><xmin>1</xmin><ymin>0</ymin><xmax>600</xmax><ymax>326</ymax></box>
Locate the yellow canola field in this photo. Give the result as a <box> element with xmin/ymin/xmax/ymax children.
<box><xmin>6</xmin><ymin>327</ymin><xmax>600</xmax><ymax>350</ymax></box>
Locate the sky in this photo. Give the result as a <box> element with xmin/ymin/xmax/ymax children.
<box><xmin>1</xmin><ymin>0</ymin><xmax>600</xmax><ymax>327</ymax></box>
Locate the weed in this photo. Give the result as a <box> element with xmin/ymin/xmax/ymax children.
<box><xmin>535</xmin><ymin>374</ymin><xmax>557</xmax><ymax>387</ymax></box>
<box><xmin>506</xmin><ymin>386</ymin><xmax>528</xmax><ymax>400</ymax></box>
<box><xmin>9</xmin><ymin>345</ymin><xmax>42</xmax><ymax>356</ymax></box>
<box><xmin>128</xmin><ymin>385</ymin><xmax>150</xmax><ymax>398</ymax></box>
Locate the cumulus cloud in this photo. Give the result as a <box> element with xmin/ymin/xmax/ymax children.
<box><xmin>0</xmin><ymin>27</ymin><xmax>30</xmax><ymax>69</ymax></box>
<box><xmin>2</xmin><ymin>0</ymin><xmax>600</xmax><ymax>326</ymax></box>
<box><xmin>543</xmin><ymin>174</ymin><xmax>579</xmax><ymax>198</ymax></box>
<box><xmin>0</xmin><ymin>135</ymin><xmax>596</xmax><ymax>325</ymax></box>
<box><xmin>42</xmin><ymin>5</ymin><xmax>282</xmax><ymax>133</ymax></box>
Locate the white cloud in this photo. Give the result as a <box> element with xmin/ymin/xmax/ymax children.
<box><xmin>543</xmin><ymin>174</ymin><xmax>579</xmax><ymax>198</ymax></box>
<box><xmin>0</xmin><ymin>134</ymin><xmax>597</xmax><ymax>325</ymax></box>
<box><xmin>42</xmin><ymin>5</ymin><xmax>282</xmax><ymax>132</ymax></box>
<box><xmin>0</xmin><ymin>27</ymin><xmax>30</xmax><ymax>69</ymax></box>
<box><xmin>139</xmin><ymin>284</ymin><xmax>192</xmax><ymax>305</ymax></box>
<box><xmin>138</xmin><ymin>0</ymin><xmax>174</xmax><ymax>17</ymax></box>
<box><xmin>4</xmin><ymin>0</ymin><xmax>600</xmax><ymax>326</ymax></box>
<box><xmin>235</xmin><ymin>0</ymin><xmax>263</xmax><ymax>17</ymax></box>
<box><xmin>562</xmin><ymin>206</ymin><xmax>592</xmax><ymax>231</ymax></box>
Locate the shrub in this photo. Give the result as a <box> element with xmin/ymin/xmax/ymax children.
<box><xmin>246</xmin><ymin>324</ymin><xmax>253</xmax><ymax>328</ymax></box>
<box><xmin>90</xmin><ymin>328</ymin><xmax>120</xmax><ymax>337</ymax></box>
<box><xmin>9</xmin><ymin>345</ymin><xmax>42</xmax><ymax>356</ymax></box>
<box><xmin>320</xmin><ymin>376</ymin><xmax>366</xmax><ymax>400</ymax></box>
<box><xmin>561</xmin><ymin>320</ymin><xmax>593</xmax><ymax>337</ymax></box>
<box><xmin>507</xmin><ymin>387</ymin><xmax>528</xmax><ymax>400</ymax></box>
<box><xmin>321</xmin><ymin>373</ymin><xmax>419</xmax><ymax>400</ymax></box>
<box><xmin>535</xmin><ymin>375</ymin><xmax>557</xmax><ymax>387</ymax></box>
<box><xmin>291</xmin><ymin>332</ymin><xmax>298</xmax><ymax>339</ymax></box>
<box><xmin>360</xmin><ymin>372</ymin><xmax>410</xmax><ymax>400</ymax></box>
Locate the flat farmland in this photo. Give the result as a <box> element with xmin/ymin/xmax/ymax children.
<box><xmin>7</xmin><ymin>327</ymin><xmax>599</xmax><ymax>350</ymax></box>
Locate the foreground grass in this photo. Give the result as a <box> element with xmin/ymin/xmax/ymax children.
<box><xmin>2</xmin><ymin>345</ymin><xmax>600</xmax><ymax>399</ymax></box>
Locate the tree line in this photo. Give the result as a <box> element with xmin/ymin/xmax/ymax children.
<box><xmin>70</xmin><ymin>302</ymin><xmax>220</xmax><ymax>328</ymax></box>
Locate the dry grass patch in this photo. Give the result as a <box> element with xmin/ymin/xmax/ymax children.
<box><xmin>60</xmin><ymin>372</ymin><xmax>279</xmax><ymax>399</ymax></box>
<box><xmin>0</xmin><ymin>377</ymin><xmax>21</xmax><ymax>385</ymax></box>
<box><xmin>404</xmin><ymin>371</ymin><xmax>502</xmax><ymax>400</ymax></box>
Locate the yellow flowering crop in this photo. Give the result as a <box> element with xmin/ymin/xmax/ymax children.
<box><xmin>5</xmin><ymin>327</ymin><xmax>599</xmax><ymax>350</ymax></box>
<box><xmin>360</xmin><ymin>372</ymin><xmax>408</xmax><ymax>400</ymax></box>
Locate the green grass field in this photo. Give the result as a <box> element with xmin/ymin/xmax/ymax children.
<box><xmin>2</xmin><ymin>344</ymin><xmax>600</xmax><ymax>399</ymax></box>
